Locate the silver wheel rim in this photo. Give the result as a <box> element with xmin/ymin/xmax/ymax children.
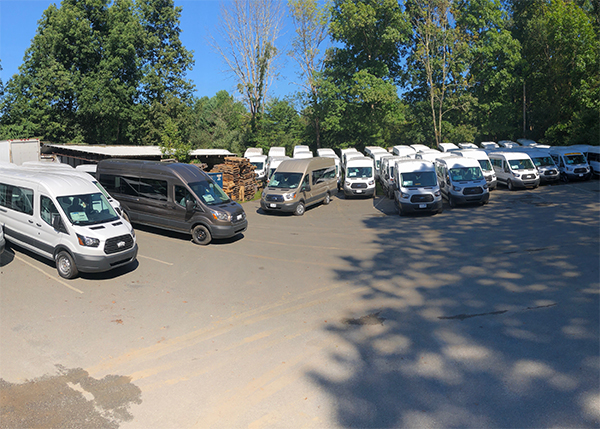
<box><xmin>297</xmin><ymin>204</ymin><xmax>304</xmax><ymax>215</ymax></box>
<box><xmin>58</xmin><ymin>256</ymin><xmax>70</xmax><ymax>275</ymax></box>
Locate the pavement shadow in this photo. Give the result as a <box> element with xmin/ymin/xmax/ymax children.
<box><xmin>308</xmin><ymin>183</ymin><xmax>600</xmax><ymax>427</ymax></box>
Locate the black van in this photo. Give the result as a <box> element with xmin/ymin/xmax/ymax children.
<box><xmin>97</xmin><ymin>160</ymin><xmax>247</xmax><ymax>245</ymax></box>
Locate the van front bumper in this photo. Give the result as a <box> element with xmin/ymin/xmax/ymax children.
<box><xmin>260</xmin><ymin>199</ymin><xmax>299</xmax><ymax>213</ymax></box>
<box><xmin>211</xmin><ymin>219</ymin><xmax>248</xmax><ymax>238</ymax></box>
<box><xmin>73</xmin><ymin>244</ymin><xmax>138</xmax><ymax>273</ymax></box>
<box><xmin>343</xmin><ymin>186</ymin><xmax>375</xmax><ymax>197</ymax></box>
<box><xmin>451</xmin><ymin>192</ymin><xmax>490</xmax><ymax>205</ymax></box>
<box><xmin>399</xmin><ymin>199</ymin><xmax>442</xmax><ymax>213</ymax></box>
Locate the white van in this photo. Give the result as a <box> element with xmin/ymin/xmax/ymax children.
<box><xmin>294</xmin><ymin>150</ymin><xmax>313</xmax><ymax>159</ymax></box>
<box><xmin>266</xmin><ymin>156</ymin><xmax>290</xmax><ymax>180</ymax></box>
<box><xmin>480</xmin><ymin>141</ymin><xmax>499</xmax><ymax>149</ymax></box>
<box><xmin>343</xmin><ymin>156</ymin><xmax>376</xmax><ymax>197</ymax></box>
<box><xmin>434</xmin><ymin>156</ymin><xmax>490</xmax><ymax>207</ymax></box>
<box><xmin>519</xmin><ymin>149</ymin><xmax>560</xmax><ymax>184</ymax></box>
<box><xmin>392</xmin><ymin>145</ymin><xmax>417</xmax><ymax>158</ymax></box>
<box><xmin>488</xmin><ymin>152</ymin><xmax>540</xmax><ymax>190</ymax></box>
<box><xmin>577</xmin><ymin>145</ymin><xmax>600</xmax><ymax>177</ymax></box>
<box><xmin>244</xmin><ymin>147</ymin><xmax>263</xmax><ymax>158</ymax></box>
<box><xmin>75</xmin><ymin>164</ymin><xmax>98</xmax><ymax>176</ymax></box>
<box><xmin>498</xmin><ymin>140</ymin><xmax>520</xmax><ymax>148</ymax></box>
<box><xmin>268</xmin><ymin>147</ymin><xmax>286</xmax><ymax>158</ymax></box>
<box><xmin>393</xmin><ymin>159</ymin><xmax>442</xmax><ymax>215</ymax></box>
<box><xmin>364</xmin><ymin>146</ymin><xmax>388</xmax><ymax>159</ymax></box>
<box><xmin>316</xmin><ymin>149</ymin><xmax>342</xmax><ymax>188</ymax></box>
<box><xmin>458</xmin><ymin>143</ymin><xmax>478</xmax><ymax>149</ymax></box>
<box><xmin>455</xmin><ymin>149</ymin><xmax>497</xmax><ymax>190</ymax></box>
<box><xmin>293</xmin><ymin>145</ymin><xmax>310</xmax><ymax>158</ymax></box>
<box><xmin>372</xmin><ymin>151</ymin><xmax>393</xmax><ymax>180</ymax></box>
<box><xmin>517</xmin><ymin>139</ymin><xmax>538</xmax><ymax>147</ymax></box>
<box><xmin>0</xmin><ymin>168</ymin><xmax>137</xmax><ymax>278</ymax></box>
<box><xmin>341</xmin><ymin>149</ymin><xmax>362</xmax><ymax>169</ymax></box>
<box><xmin>438</xmin><ymin>142</ymin><xmax>459</xmax><ymax>152</ymax></box>
<box><xmin>246</xmin><ymin>154</ymin><xmax>268</xmax><ymax>182</ymax></box>
<box><xmin>548</xmin><ymin>146</ymin><xmax>592</xmax><ymax>182</ymax></box>
<box><xmin>410</xmin><ymin>144</ymin><xmax>432</xmax><ymax>153</ymax></box>
<box><xmin>415</xmin><ymin>150</ymin><xmax>450</xmax><ymax>163</ymax></box>
<box><xmin>5</xmin><ymin>162</ymin><xmax>125</xmax><ymax>218</ymax></box>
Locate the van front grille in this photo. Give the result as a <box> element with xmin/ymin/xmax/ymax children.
<box><xmin>265</xmin><ymin>194</ymin><xmax>284</xmax><ymax>202</ymax></box>
<box><xmin>351</xmin><ymin>183</ymin><xmax>368</xmax><ymax>189</ymax></box>
<box><xmin>574</xmin><ymin>168</ymin><xmax>587</xmax><ymax>174</ymax></box>
<box><xmin>545</xmin><ymin>170</ymin><xmax>558</xmax><ymax>176</ymax></box>
<box><xmin>104</xmin><ymin>234</ymin><xmax>134</xmax><ymax>255</ymax></box>
<box><xmin>463</xmin><ymin>187</ymin><xmax>483</xmax><ymax>195</ymax></box>
<box><xmin>410</xmin><ymin>194</ymin><xmax>434</xmax><ymax>203</ymax></box>
<box><xmin>522</xmin><ymin>174</ymin><xmax>536</xmax><ymax>180</ymax></box>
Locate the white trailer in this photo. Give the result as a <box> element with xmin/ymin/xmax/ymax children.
<box><xmin>0</xmin><ymin>139</ymin><xmax>41</xmax><ymax>165</ymax></box>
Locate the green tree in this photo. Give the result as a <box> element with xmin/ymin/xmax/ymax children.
<box><xmin>257</xmin><ymin>97</ymin><xmax>304</xmax><ymax>153</ymax></box>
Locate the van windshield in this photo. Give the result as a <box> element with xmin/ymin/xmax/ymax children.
<box><xmin>449</xmin><ymin>167</ymin><xmax>484</xmax><ymax>181</ymax></box>
<box><xmin>268</xmin><ymin>172</ymin><xmax>303</xmax><ymax>189</ymax></box>
<box><xmin>401</xmin><ymin>171</ymin><xmax>437</xmax><ymax>187</ymax></box>
<box><xmin>478</xmin><ymin>159</ymin><xmax>492</xmax><ymax>172</ymax></box>
<box><xmin>347</xmin><ymin>167</ymin><xmax>372</xmax><ymax>178</ymax></box>
<box><xmin>251</xmin><ymin>161</ymin><xmax>264</xmax><ymax>170</ymax></box>
<box><xmin>189</xmin><ymin>181</ymin><xmax>230</xmax><ymax>205</ymax></box>
<box><xmin>565</xmin><ymin>154</ymin><xmax>586</xmax><ymax>165</ymax></box>
<box><xmin>531</xmin><ymin>156</ymin><xmax>555</xmax><ymax>167</ymax></box>
<box><xmin>57</xmin><ymin>192</ymin><xmax>119</xmax><ymax>226</ymax></box>
<box><xmin>508</xmin><ymin>159</ymin><xmax>535</xmax><ymax>170</ymax></box>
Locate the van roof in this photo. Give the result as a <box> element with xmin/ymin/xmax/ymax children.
<box><xmin>548</xmin><ymin>146</ymin><xmax>586</xmax><ymax>155</ymax></box>
<box><xmin>97</xmin><ymin>159</ymin><xmax>209</xmax><ymax>183</ymax></box>
<box><xmin>276</xmin><ymin>157</ymin><xmax>334</xmax><ymax>173</ymax></box>
<box><xmin>488</xmin><ymin>151</ymin><xmax>533</xmax><ymax>160</ymax></box>
<box><xmin>0</xmin><ymin>167</ymin><xmax>99</xmax><ymax>196</ymax></box>
<box><xmin>345</xmin><ymin>156</ymin><xmax>374</xmax><ymax>167</ymax></box>
<box><xmin>436</xmin><ymin>155</ymin><xmax>480</xmax><ymax>169</ymax></box>
<box><xmin>395</xmin><ymin>159</ymin><xmax>435</xmax><ymax>172</ymax></box>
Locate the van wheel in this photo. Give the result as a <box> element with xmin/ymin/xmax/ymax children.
<box><xmin>323</xmin><ymin>193</ymin><xmax>331</xmax><ymax>205</ymax></box>
<box><xmin>294</xmin><ymin>202</ymin><xmax>305</xmax><ymax>216</ymax></box>
<box><xmin>507</xmin><ymin>179</ymin><xmax>515</xmax><ymax>191</ymax></box>
<box><xmin>56</xmin><ymin>251</ymin><xmax>78</xmax><ymax>279</ymax></box>
<box><xmin>192</xmin><ymin>225</ymin><xmax>212</xmax><ymax>245</ymax></box>
<box><xmin>449</xmin><ymin>195</ymin><xmax>456</xmax><ymax>208</ymax></box>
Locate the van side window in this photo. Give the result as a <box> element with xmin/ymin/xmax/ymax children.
<box><xmin>137</xmin><ymin>178</ymin><xmax>168</xmax><ymax>201</ymax></box>
<box><xmin>40</xmin><ymin>196</ymin><xmax>60</xmax><ymax>226</ymax></box>
<box><xmin>0</xmin><ymin>183</ymin><xmax>34</xmax><ymax>215</ymax></box>
<box><xmin>175</xmin><ymin>185</ymin><xmax>195</xmax><ymax>207</ymax></box>
<box><xmin>99</xmin><ymin>174</ymin><xmax>167</xmax><ymax>201</ymax></box>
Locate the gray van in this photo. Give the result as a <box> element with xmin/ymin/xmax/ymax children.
<box><xmin>97</xmin><ymin>160</ymin><xmax>247</xmax><ymax>245</ymax></box>
<box><xmin>260</xmin><ymin>158</ymin><xmax>337</xmax><ymax>216</ymax></box>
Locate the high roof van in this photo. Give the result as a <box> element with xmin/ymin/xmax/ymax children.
<box><xmin>266</xmin><ymin>156</ymin><xmax>290</xmax><ymax>180</ymax></box>
<box><xmin>488</xmin><ymin>152</ymin><xmax>540</xmax><ymax>190</ymax></box>
<box><xmin>458</xmin><ymin>143</ymin><xmax>478</xmax><ymax>149</ymax></box>
<box><xmin>316</xmin><ymin>149</ymin><xmax>341</xmax><ymax>188</ymax></box>
<box><xmin>293</xmin><ymin>145</ymin><xmax>310</xmax><ymax>158</ymax></box>
<box><xmin>570</xmin><ymin>145</ymin><xmax>600</xmax><ymax>177</ymax></box>
<box><xmin>97</xmin><ymin>160</ymin><xmax>247</xmax><ymax>245</ymax></box>
<box><xmin>454</xmin><ymin>149</ymin><xmax>497</xmax><ymax>190</ymax></box>
<box><xmin>0</xmin><ymin>168</ymin><xmax>137</xmax><ymax>278</ymax></box>
<box><xmin>392</xmin><ymin>145</ymin><xmax>417</xmax><ymax>158</ymax></box>
<box><xmin>244</xmin><ymin>147</ymin><xmax>263</xmax><ymax>157</ymax></box>
<box><xmin>498</xmin><ymin>140</ymin><xmax>519</xmax><ymax>148</ymax></box>
<box><xmin>343</xmin><ymin>156</ymin><xmax>376</xmax><ymax>198</ymax></box>
<box><xmin>260</xmin><ymin>157</ymin><xmax>337</xmax><ymax>216</ymax></box>
<box><xmin>380</xmin><ymin>156</ymin><xmax>409</xmax><ymax>198</ymax></box>
<box><xmin>246</xmin><ymin>154</ymin><xmax>268</xmax><ymax>182</ymax></box>
<box><xmin>410</xmin><ymin>144</ymin><xmax>431</xmax><ymax>153</ymax></box>
<box><xmin>268</xmin><ymin>147</ymin><xmax>286</xmax><ymax>158</ymax></box>
<box><xmin>294</xmin><ymin>150</ymin><xmax>313</xmax><ymax>159</ymax></box>
<box><xmin>438</xmin><ymin>142</ymin><xmax>459</xmax><ymax>152</ymax></box>
<box><xmin>393</xmin><ymin>159</ymin><xmax>442</xmax><ymax>215</ymax></box>
<box><xmin>548</xmin><ymin>146</ymin><xmax>591</xmax><ymax>182</ymax></box>
<box><xmin>480</xmin><ymin>141</ymin><xmax>499</xmax><ymax>149</ymax></box>
<box><xmin>434</xmin><ymin>156</ymin><xmax>490</xmax><ymax>207</ymax></box>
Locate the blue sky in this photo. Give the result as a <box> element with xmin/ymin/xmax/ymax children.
<box><xmin>0</xmin><ymin>0</ymin><xmax>324</xmax><ymax>101</ymax></box>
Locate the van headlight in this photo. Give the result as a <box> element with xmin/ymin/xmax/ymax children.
<box><xmin>452</xmin><ymin>186</ymin><xmax>462</xmax><ymax>192</ymax></box>
<box><xmin>434</xmin><ymin>190</ymin><xmax>441</xmax><ymax>197</ymax></box>
<box><xmin>283</xmin><ymin>192</ymin><xmax>297</xmax><ymax>201</ymax></box>
<box><xmin>368</xmin><ymin>180</ymin><xmax>375</xmax><ymax>186</ymax></box>
<box><xmin>513</xmin><ymin>172</ymin><xmax>520</xmax><ymax>177</ymax></box>
<box><xmin>211</xmin><ymin>210</ymin><xmax>230</xmax><ymax>221</ymax></box>
<box><xmin>77</xmin><ymin>234</ymin><xmax>100</xmax><ymax>247</ymax></box>
<box><xmin>401</xmin><ymin>192</ymin><xmax>410</xmax><ymax>199</ymax></box>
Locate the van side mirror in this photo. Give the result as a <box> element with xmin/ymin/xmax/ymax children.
<box><xmin>52</xmin><ymin>214</ymin><xmax>64</xmax><ymax>232</ymax></box>
<box><xmin>302</xmin><ymin>184</ymin><xmax>311</xmax><ymax>192</ymax></box>
<box><xmin>185</xmin><ymin>200</ymin><xmax>195</xmax><ymax>212</ymax></box>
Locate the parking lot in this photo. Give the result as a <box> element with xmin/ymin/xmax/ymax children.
<box><xmin>1</xmin><ymin>180</ymin><xmax>599</xmax><ymax>428</ymax></box>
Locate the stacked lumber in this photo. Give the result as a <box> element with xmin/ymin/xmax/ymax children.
<box><xmin>210</xmin><ymin>157</ymin><xmax>258</xmax><ymax>201</ymax></box>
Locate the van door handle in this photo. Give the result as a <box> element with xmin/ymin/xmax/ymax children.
<box><xmin>36</xmin><ymin>223</ymin><xmax>42</xmax><ymax>227</ymax></box>
<box><xmin>28</xmin><ymin>219</ymin><xmax>34</xmax><ymax>224</ymax></box>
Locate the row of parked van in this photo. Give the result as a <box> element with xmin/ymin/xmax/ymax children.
<box><xmin>0</xmin><ymin>160</ymin><xmax>248</xmax><ymax>279</ymax></box>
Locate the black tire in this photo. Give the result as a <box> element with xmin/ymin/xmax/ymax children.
<box><xmin>560</xmin><ymin>173</ymin><xmax>569</xmax><ymax>183</ymax></box>
<box><xmin>323</xmin><ymin>192</ymin><xmax>331</xmax><ymax>205</ymax></box>
<box><xmin>507</xmin><ymin>179</ymin><xmax>514</xmax><ymax>191</ymax></box>
<box><xmin>192</xmin><ymin>224</ymin><xmax>212</xmax><ymax>245</ymax></box>
<box><xmin>56</xmin><ymin>251</ymin><xmax>78</xmax><ymax>279</ymax></box>
<box><xmin>294</xmin><ymin>201</ymin><xmax>305</xmax><ymax>216</ymax></box>
<box><xmin>449</xmin><ymin>195</ymin><xmax>456</xmax><ymax>208</ymax></box>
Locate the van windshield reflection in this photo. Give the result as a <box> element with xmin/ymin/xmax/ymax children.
<box><xmin>401</xmin><ymin>171</ymin><xmax>437</xmax><ymax>187</ymax></box>
<box><xmin>189</xmin><ymin>181</ymin><xmax>230</xmax><ymax>205</ymax></box>
<box><xmin>57</xmin><ymin>193</ymin><xmax>119</xmax><ymax>225</ymax></box>
<box><xmin>268</xmin><ymin>172</ymin><xmax>303</xmax><ymax>189</ymax></box>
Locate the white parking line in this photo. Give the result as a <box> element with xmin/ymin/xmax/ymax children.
<box><xmin>137</xmin><ymin>255</ymin><xmax>174</xmax><ymax>266</ymax></box>
<box><xmin>14</xmin><ymin>254</ymin><xmax>84</xmax><ymax>294</ymax></box>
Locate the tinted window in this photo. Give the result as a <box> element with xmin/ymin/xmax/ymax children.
<box><xmin>0</xmin><ymin>183</ymin><xmax>33</xmax><ymax>215</ymax></box>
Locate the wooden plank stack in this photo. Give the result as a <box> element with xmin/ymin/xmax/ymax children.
<box><xmin>209</xmin><ymin>157</ymin><xmax>258</xmax><ymax>201</ymax></box>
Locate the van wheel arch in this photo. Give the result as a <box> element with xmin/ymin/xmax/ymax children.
<box><xmin>191</xmin><ymin>224</ymin><xmax>212</xmax><ymax>245</ymax></box>
<box><xmin>294</xmin><ymin>201</ymin><xmax>306</xmax><ymax>216</ymax></box>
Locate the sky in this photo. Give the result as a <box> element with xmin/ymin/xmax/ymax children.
<box><xmin>0</xmin><ymin>0</ymin><xmax>321</xmax><ymax>102</ymax></box>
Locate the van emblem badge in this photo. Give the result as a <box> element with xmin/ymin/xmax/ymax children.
<box><xmin>117</xmin><ymin>241</ymin><xmax>125</xmax><ymax>248</ymax></box>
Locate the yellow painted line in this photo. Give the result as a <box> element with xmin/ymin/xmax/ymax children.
<box><xmin>137</xmin><ymin>254</ymin><xmax>173</xmax><ymax>265</ymax></box>
<box><xmin>14</xmin><ymin>255</ymin><xmax>83</xmax><ymax>294</ymax></box>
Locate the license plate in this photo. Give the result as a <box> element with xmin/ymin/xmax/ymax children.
<box><xmin>419</xmin><ymin>204</ymin><xmax>426</xmax><ymax>208</ymax></box>
<box><xmin>356</xmin><ymin>190</ymin><xmax>363</xmax><ymax>193</ymax></box>
<box><xmin>579</xmin><ymin>174</ymin><xmax>583</xmax><ymax>177</ymax></box>
<box><xmin>269</xmin><ymin>203</ymin><xmax>276</xmax><ymax>208</ymax></box>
